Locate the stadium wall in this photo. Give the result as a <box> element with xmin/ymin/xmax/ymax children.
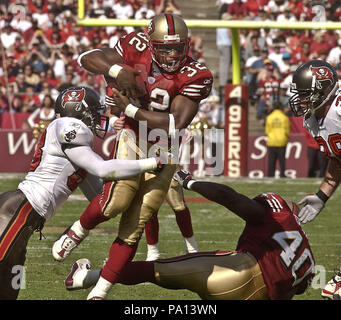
<box><xmin>0</xmin><ymin>128</ymin><xmax>307</xmax><ymax>177</ymax></box>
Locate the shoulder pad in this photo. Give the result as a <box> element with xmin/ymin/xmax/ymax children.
<box><xmin>56</xmin><ymin>118</ymin><xmax>93</xmax><ymax>147</ymax></box>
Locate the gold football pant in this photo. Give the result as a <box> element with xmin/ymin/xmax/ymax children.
<box><xmin>154</xmin><ymin>251</ymin><xmax>269</xmax><ymax>300</ymax></box>
<box><xmin>165</xmin><ymin>178</ymin><xmax>186</xmax><ymax>212</ymax></box>
<box><xmin>99</xmin><ymin>129</ymin><xmax>176</xmax><ymax>245</ymax></box>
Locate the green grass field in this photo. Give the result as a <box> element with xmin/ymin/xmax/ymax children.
<box><xmin>1</xmin><ymin>175</ymin><xmax>340</xmax><ymax>301</ymax></box>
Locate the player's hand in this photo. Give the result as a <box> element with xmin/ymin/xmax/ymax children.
<box><xmin>116</xmin><ymin>69</ymin><xmax>146</xmax><ymax>99</ymax></box>
<box><xmin>153</xmin><ymin>156</ymin><xmax>165</xmax><ymax>173</ymax></box>
<box><xmin>298</xmin><ymin>194</ymin><xmax>325</xmax><ymax>224</ymax></box>
<box><xmin>112</xmin><ymin>89</ymin><xmax>131</xmax><ymax>112</ymax></box>
<box><xmin>113</xmin><ymin>115</ymin><xmax>125</xmax><ymax>131</ymax></box>
<box><xmin>173</xmin><ymin>170</ymin><xmax>195</xmax><ymax>190</ymax></box>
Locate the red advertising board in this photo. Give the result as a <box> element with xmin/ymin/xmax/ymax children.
<box><xmin>0</xmin><ymin>130</ymin><xmax>308</xmax><ymax>177</ymax></box>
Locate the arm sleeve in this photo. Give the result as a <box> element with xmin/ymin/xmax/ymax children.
<box><xmin>64</xmin><ymin>145</ymin><xmax>157</xmax><ymax>180</ymax></box>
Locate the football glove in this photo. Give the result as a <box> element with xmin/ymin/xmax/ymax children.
<box><xmin>173</xmin><ymin>170</ymin><xmax>196</xmax><ymax>190</ymax></box>
<box><xmin>298</xmin><ymin>193</ymin><xmax>326</xmax><ymax>224</ymax></box>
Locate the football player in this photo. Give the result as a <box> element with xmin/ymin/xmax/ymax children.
<box><xmin>52</xmin><ymin>13</ymin><xmax>212</xmax><ymax>300</ymax></box>
<box><xmin>108</xmin><ymin>109</ymin><xmax>199</xmax><ymax>261</ymax></box>
<box><xmin>289</xmin><ymin>60</ymin><xmax>341</xmax><ymax>300</ymax></box>
<box><xmin>0</xmin><ymin>86</ymin><xmax>162</xmax><ymax>300</ymax></box>
<box><xmin>64</xmin><ymin>170</ymin><xmax>315</xmax><ymax>300</ymax></box>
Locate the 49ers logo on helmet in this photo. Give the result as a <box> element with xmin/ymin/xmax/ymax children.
<box><xmin>310</xmin><ymin>66</ymin><xmax>334</xmax><ymax>89</ymax></box>
<box><xmin>61</xmin><ymin>88</ymin><xmax>85</xmax><ymax>110</ymax></box>
<box><xmin>147</xmin><ymin>21</ymin><xmax>155</xmax><ymax>35</ymax></box>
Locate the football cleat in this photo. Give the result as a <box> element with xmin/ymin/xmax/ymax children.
<box><xmin>88</xmin><ymin>296</ymin><xmax>105</xmax><ymax>300</ymax></box>
<box><xmin>52</xmin><ymin>226</ymin><xmax>88</xmax><ymax>261</ymax></box>
<box><xmin>65</xmin><ymin>258</ymin><xmax>92</xmax><ymax>291</ymax></box>
<box><xmin>321</xmin><ymin>271</ymin><xmax>341</xmax><ymax>300</ymax></box>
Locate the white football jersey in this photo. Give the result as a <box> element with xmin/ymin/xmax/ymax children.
<box><xmin>304</xmin><ymin>91</ymin><xmax>341</xmax><ymax>162</ymax></box>
<box><xmin>18</xmin><ymin>117</ymin><xmax>94</xmax><ymax>222</ymax></box>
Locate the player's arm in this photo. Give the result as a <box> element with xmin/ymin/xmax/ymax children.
<box><xmin>77</xmin><ymin>48</ymin><xmax>145</xmax><ymax>98</ymax></box>
<box><xmin>64</xmin><ymin>145</ymin><xmax>161</xmax><ymax>180</ymax></box>
<box><xmin>113</xmin><ymin>90</ymin><xmax>199</xmax><ymax>134</ymax></box>
<box><xmin>174</xmin><ymin>170</ymin><xmax>266</xmax><ymax>222</ymax></box>
<box><xmin>298</xmin><ymin>157</ymin><xmax>341</xmax><ymax>223</ymax></box>
<box><xmin>319</xmin><ymin>157</ymin><xmax>341</xmax><ymax>198</ymax></box>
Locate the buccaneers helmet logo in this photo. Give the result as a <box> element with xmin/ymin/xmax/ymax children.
<box><xmin>61</xmin><ymin>88</ymin><xmax>85</xmax><ymax>110</ymax></box>
<box><xmin>64</xmin><ymin>129</ymin><xmax>77</xmax><ymax>142</ymax></box>
<box><xmin>310</xmin><ymin>66</ymin><xmax>334</xmax><ymax>89</ymax></box>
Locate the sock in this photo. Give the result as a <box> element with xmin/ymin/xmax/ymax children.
<box><xmin>71</xmin><ymin>220</ymin><xmax>89</xmax><ymax>239</ymax></box>
<box><xmin>118</xmin><ymin>261</ymin><xmax>156</xmax><ymax>285</ymax></box>
<box><xmin>100</xmin><ymin>237</ymin><xmax>138</xmax><ymax>284</ymax></box>
<box><xmin>144</xmin><ymin>212</ymin><xmax>159</xmax><ymax>245</ymax></box>
<box><xmin>184</xmin><ymin>235</ymin><xmax>199</xmax><ymax>253</ymax></box>
<box><xmin>87</xmin><ymin>276</ymin><xmax>112</xmax><ymax>300</ymax></box>
<box><xmin>174</xmin><ymin>207</ymin><xmax>194</xmax><ymax>238</ymax></box>
<box><xmin>79</xmin><ymin>194</ymin><xmax>110</xmax><ymax>230</ymax></box>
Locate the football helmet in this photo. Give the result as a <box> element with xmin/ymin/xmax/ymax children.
<box><xmin>289</xmin><ymin>60</ymin><xmax>339</xmax><ymax>117</ymax></box>
<box><xmin>55</xmin><ymin>86</ymin><xmax>109</xmax><ymax>139</ymax></box>
<box><xmin>147</xmin><ymin>13</ymin><xmax>190</xmax><ymax>73</ymax></box>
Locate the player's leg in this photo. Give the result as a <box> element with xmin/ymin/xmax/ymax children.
<box><xmin>67</xmin><ymin>251</ymin><xmax>268</xmax><ymax>300</ymax></box>
<box><xmin>87</xmin><ymin>164</ymin><xmax>176</xmax><ymax>299</ymax></box>
<box><xmin>166</xmin><ymin>179</ymin><xmax>198</xmax><ymax>253</ymax></box>
<box><xmin>144</xmin><ymin>212</ymin><xmax>161</xmax><ymax>261</ymax></box>
<box><xmin>0</xmin><ymin>190</ymin><xmax>44</xmax><ymax>300</ymax></box>
<box><xmin>152</xmin><ymin>251</ymin><xmax>268</xmax><ymax>300</ymax></box>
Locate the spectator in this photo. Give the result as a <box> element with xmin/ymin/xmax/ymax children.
<box><xmin>327</xmin><ymin>38</ymin><xmax>341</xmax><ymax>67</ymax></box>
<box><xmin>276</xmin><ymin>6</ymin><xmax>297</xmax><ymax>23</ymax></box>
<box><xmin>265</xmin><ymin>101</ymin><xmax>290</xmax><ymax>178</ymax></box>
<box><xmin>216</xmin><ymin>13</ymin><xmax>232</xmax><ymax>104</ymax></box>
<box><xmin>65</xmin><ymin>27</ymin><xmax>91</xmax><ymax>53</ymax></box>
<box><xmin>10</xmin><ymin>95</ymin><xmax>24</xmax><ymax>114</ymax></box>
<box><xmin>292</xmin><ymin>41</ymin><xmax>312</xmax><ymax>65</ymax></box>
<box><xmin>0</xmin><ymin>25</ymin><xmax>20</xmax><ymax>50</ymax></box>
<box><xmin>256</xmin><ymin>59</ymin><xmax>281</xmax><ymax>119</ymax></box>
<box><xmin>248</xmin><ymin>48</ymin><xmax>280</xmax><ymax>104</ymax></box>
<box><xmin>27</xmin><ymin>94</ymin><xmax>56</xmax><ymax>139</ymax></box>
<box><xmin>227</xmin><ymin>0</ymin><xmax>248</xmax><ymax>18</ymax></box>
<box><xmin>135</xmin><ymin>2</ymin><xmax>156</xmax><ymax>20</ymax></box>
<box><xmin>112</xmin><ymin>0</ymin><xmax>135</xmax><ymax>33</ymax></box>
<box><xmin>23</xmin><ymin>64</ymin><xmax>40</xmax><ymax>88</ymax></box>
<box><xmin>32</xmin><ymin>3</ymin><xmax>49</xmax><ymax>29</ymax></box>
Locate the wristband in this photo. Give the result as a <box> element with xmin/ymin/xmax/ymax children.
<box><xmin>124</xmin><ymin>103</ymin><xmax>139</xmax><ymax>119</ymax></box>
<box><xmin>108</xmin><ymin>64</ymin><xmax>123</xmax><ymax>79</ymax></box>
<box><xmin>187</xmin><ymin>180</ymin><xmax>196</xmax><ymax>190</ymax></box>
<box><xmin>139</xmin><ymin>158</ymin><xmax>157</xmax><ymax>171</ymax></box>
<box><xmin>109</xmin><ymin>116</ymin><xmax>119</xmax><ymax>128</ymax></box>
<box><xmin>316</xmin><ymin>190</ymin><xmax>329</xmax><ymax>203</ymax></box>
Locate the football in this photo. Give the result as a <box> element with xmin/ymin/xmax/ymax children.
<box><xmin>105</xmin><ymin>64</ymin><xmax>146</xmax><ymax>97</ymax></box>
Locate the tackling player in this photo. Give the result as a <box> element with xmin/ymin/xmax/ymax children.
<box><xmin>289</xmin><ymin>60</ymin><xmax>341</xmax><ymax>300</ymax></box>
<box><xmin>52</xmin><ymin>13</ymin><xmax>212</xmax><ymax>300</ymax></box>
<box><xmin>0</xmin><ymin>86</ymin><xmax>161</xmax><ymax>300</ymax></box>
<box><xmin>64</xmin><ymin>170</ymin><xmax>315</xmax><ymax>300</ymax></box>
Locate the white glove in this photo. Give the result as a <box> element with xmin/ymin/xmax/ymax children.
<box><xmin>298</xmin><ymin>193</ymin><xmax>325</xmax><ymax>224</ymax></box>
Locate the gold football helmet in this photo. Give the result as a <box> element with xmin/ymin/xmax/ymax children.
<box><xmin>147</xmin><ymin>13</ymin><xmax>190</xmax><ymax>73</ymax></box>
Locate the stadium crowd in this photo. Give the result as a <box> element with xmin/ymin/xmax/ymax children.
<box><xmin>1</xmin><ymin>0</ymin><xmax>341</xmax><ymax>127</ymax></box>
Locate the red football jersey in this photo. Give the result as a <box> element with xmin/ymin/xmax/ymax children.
<box><xmin>236</xmin><ymin>193</ymin><xmax>315</xmax><ymax>300</ymax></box>
<box><xmin>108</xmin><ymin>31</ymin><xmax>213</xmax><ymax>135</ymax></box>
<box><xmin>257</xmin><ymin>77</ymin><xmax>281</xmax><ymax>102</ymax></box>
